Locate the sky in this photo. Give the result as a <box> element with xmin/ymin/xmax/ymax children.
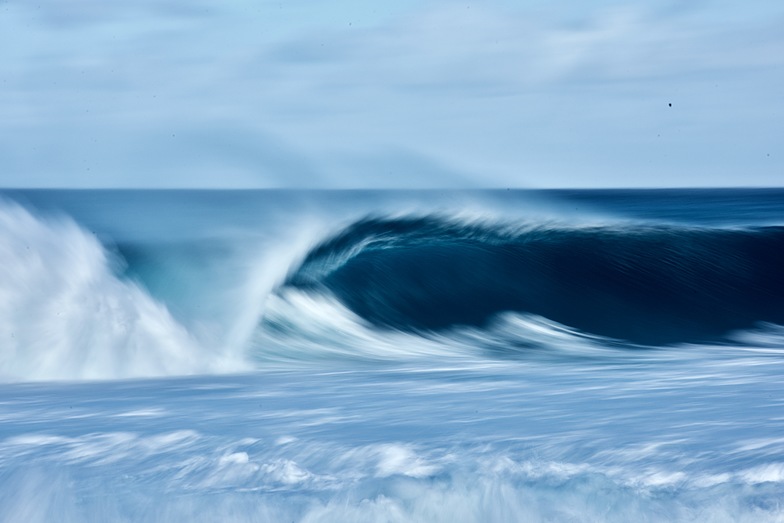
<box><xmin>1</xmin><ymin>0</ymin><xmax>782</xmax><ymax>188</ymax></box>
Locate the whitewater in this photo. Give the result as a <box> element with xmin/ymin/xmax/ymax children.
<box><xmin>1</xmin><ymin>189</ymin><xmax>783</xmax><ymax>522</ymax></box>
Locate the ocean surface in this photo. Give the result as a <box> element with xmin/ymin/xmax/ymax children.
<box><xmin>1</xmin><ymin>188</ymin><xmax>783</xmax><ymax>522</ymax></box>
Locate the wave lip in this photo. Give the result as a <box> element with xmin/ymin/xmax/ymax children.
<box><xmin>284</xmin><ymin>216</ymin><xmax>784</xmax><ymax>346</ymax></box>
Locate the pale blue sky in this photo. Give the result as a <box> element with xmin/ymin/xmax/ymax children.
<box><xmin>1</xmin><ymin>0</ymin><xmax>782</xmax><ymax>188</ymax></box>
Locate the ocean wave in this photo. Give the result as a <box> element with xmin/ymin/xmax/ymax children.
<box><xmin>282</xmin><ymin>215</ymin><xmax>784</xmax><ymax>345</ymax></box>
<box><xmin>4</xmin><ymin>197</ymin><xmax>784</xmax><ymax>381</ymax></box>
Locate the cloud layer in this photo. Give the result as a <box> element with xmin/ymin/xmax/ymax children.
<box><xmin>1</xmin><ymin>0</ymin><xmax>782</xmax><ymax>188</ymax></box>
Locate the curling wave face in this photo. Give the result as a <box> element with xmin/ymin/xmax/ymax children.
<box><xmin>282</xmin><ymin>216</ymin><xmax>784</xmax><ymax>345</ymax></box>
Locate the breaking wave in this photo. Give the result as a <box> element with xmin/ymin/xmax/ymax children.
<box><xmin>3</xmin><ymin>196</ymin><xmax>784</xmax><ymax>381</ymax></box>
<box><xmin>0</xmin><ymin>200</ymin><xmax>245</xmax><ymax>381</ymax></box>
<box><xmin>282</xmin><ymin>215</ymin><xmax>784</xmax><ymax>345</ymax></box>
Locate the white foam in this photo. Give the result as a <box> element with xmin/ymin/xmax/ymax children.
<box><xmin>0</xmin><ymin>200</ymin><xmax>246</xmax><ymax>381</ymax></box>
<box><xmin>113</xmin><ymin>407</ymin><xmax>167</xmax><ymax>418</ymax></box>
<box><xmin>2</xmin><ymin>432</ymin><xmax>784</xmax><ymax>522</ymax></box>
<box><xmin>261</xmin><ymin>458</ymin><xmax>313</xmax><ymax>485</ymax></box>
<box><xmin>253</xmin><ymin>287</ymin><xmax>617</xmax><ymax>367</ymax></box>
<box><xmin>253</xmin><ymin>289</ymin><xmax>470</xmax><ymax>364</ymax></box>
<box><xmin>372</xmin><ymin>444</ymin><xmax>441</xmax><ymax>478</ymax></box>
<box><xmin>738</xmin><ymin>463</ymin><xmax>784</xmax><ymax>484</ymax></box>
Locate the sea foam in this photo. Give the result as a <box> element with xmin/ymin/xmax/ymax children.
<box><xmin>0</xmin><ymin>200</ymin><xmax>242</xmax><ymax>381</ymax></box>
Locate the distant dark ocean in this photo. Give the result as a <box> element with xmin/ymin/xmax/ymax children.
<box><xmin>1</xmin><ymin>189</ymin><xmax>783</xmax><ymax>522</ymax></box>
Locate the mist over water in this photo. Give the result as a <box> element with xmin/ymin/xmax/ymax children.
<box><xmin>1</xmin><ymin>189</ymin><xmax>784</xmax><ymax>521</ymax></box>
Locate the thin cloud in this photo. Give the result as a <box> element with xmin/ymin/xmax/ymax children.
<box><xmin>1</xmin><ymin>0</ymin><xmax>782</xmax><ymax>188</ymax></box>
